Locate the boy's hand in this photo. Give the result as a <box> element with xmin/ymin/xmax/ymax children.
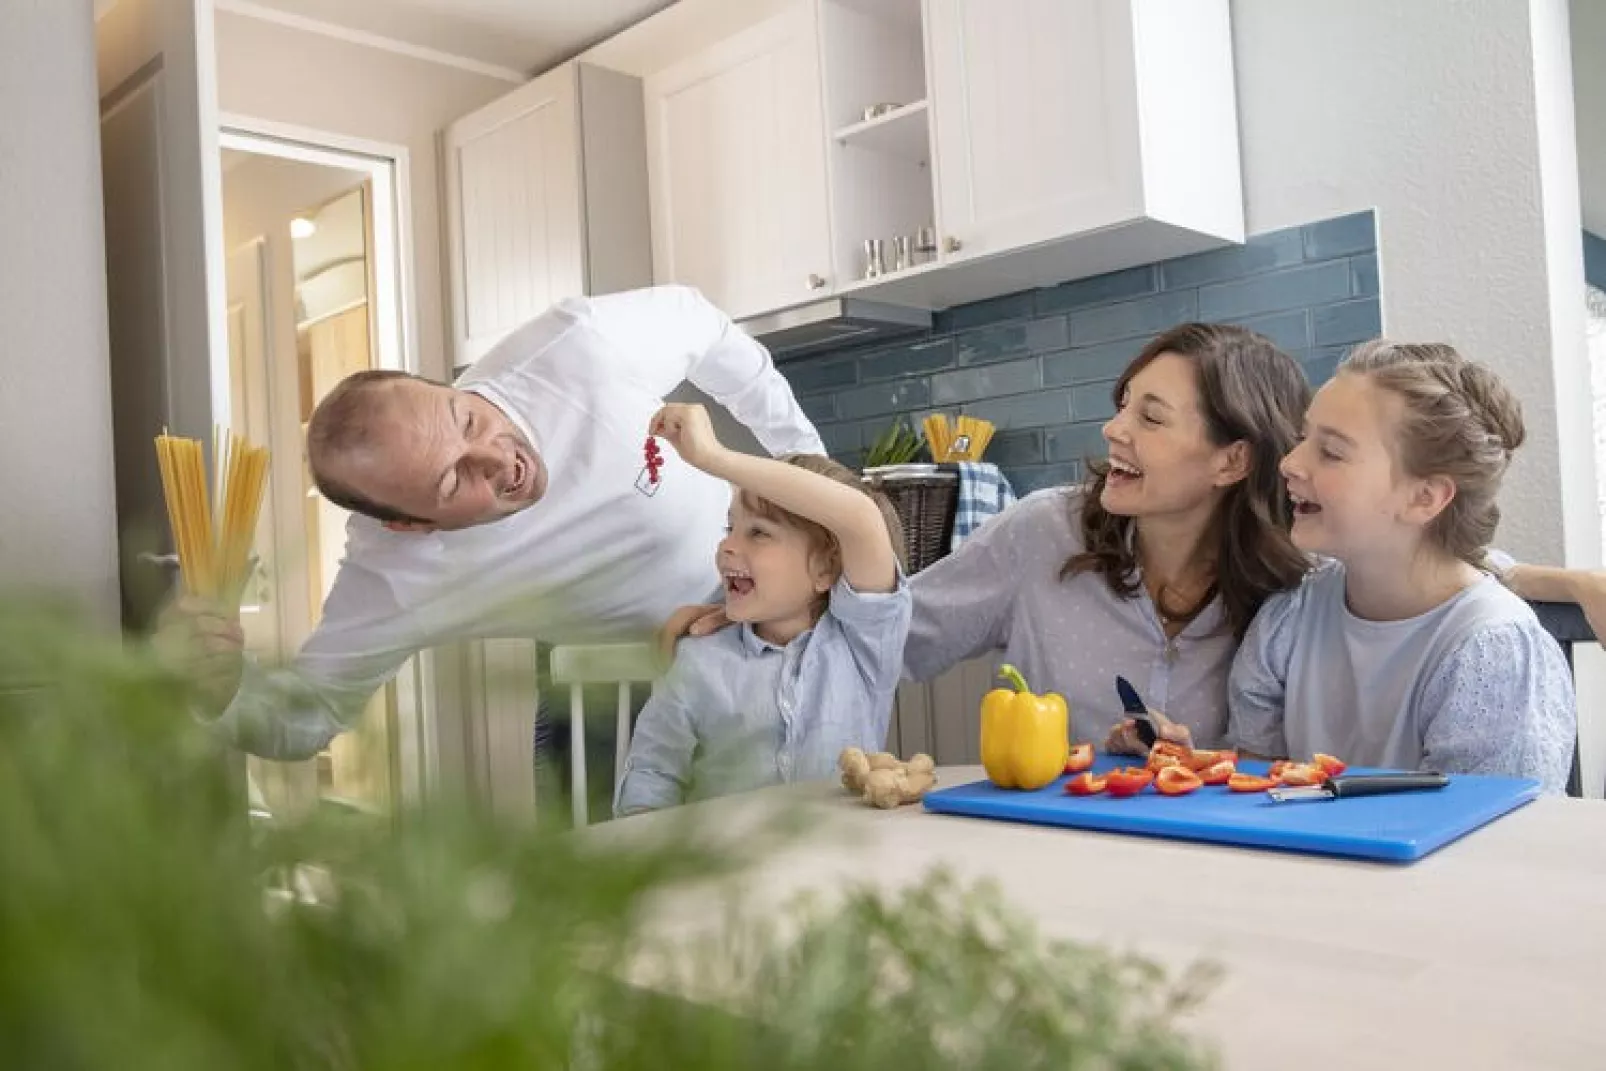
<box><xmin>649</xmin><ymin>403</ymin><xmax>724</xmax><ymax>470</ymax></box>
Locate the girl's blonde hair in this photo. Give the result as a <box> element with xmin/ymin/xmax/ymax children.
<box><xmin>1339</xmin><ymin>340</ymin><xmax>1525</xmax><ymax>565</ymax></box>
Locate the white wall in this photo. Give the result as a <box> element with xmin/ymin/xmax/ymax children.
<box><xmin>0</xmin><ymin>1</ymin><xmax>121</xmax><ymax>627</ymax></box>
<box><xmin>1575</xmin><ymin>0</ymin><xmax>1606</xmax><ymax>237</ymax></box>
<box><xmin>213</xmin><ymin>10</ymin><xmax>515</xmax><ymax>382</ymax></box>
<box><xmin>1234</xmin><ymin>0</ymin><xmax>1593</xmax><ymax>568</ymax></box>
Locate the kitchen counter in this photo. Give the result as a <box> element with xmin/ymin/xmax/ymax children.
<box><xmin>595</xmin><ymin>766</ymin><xmax>1606</xmax><ymax>1070</ymax></box>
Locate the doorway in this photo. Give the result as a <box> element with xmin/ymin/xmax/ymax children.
<box><xmin>216</xmin><ymin>123</ymin><xmax>425</xmax><ymax>818</ymax></box>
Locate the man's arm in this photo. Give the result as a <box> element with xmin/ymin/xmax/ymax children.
<box><xmin>585</xmin><ymin>285</ymin><xmax>825</xmax><ymax>457</ymax></box>
<box><xmin>208</xmin><ymin>560</ymin><xmax>418</xmax><ymax>761</ymax></box>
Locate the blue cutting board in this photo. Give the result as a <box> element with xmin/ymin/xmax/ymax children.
<box><xmin>921</xmin><ymin>757</ymin><xmax>1540</xmax><ymax>863</ymax></box>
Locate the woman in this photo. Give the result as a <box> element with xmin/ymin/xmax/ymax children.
<box><xmin>902</xmin><ymin>323</ymin><xmax>1309</xmax><ymax>748</ymax></box>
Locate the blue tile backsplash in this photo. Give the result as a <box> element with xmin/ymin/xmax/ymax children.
<box><xmin>780</xmin><ymin>211</ymin><xmax>1382</xmax><ymax>496</ymax></box>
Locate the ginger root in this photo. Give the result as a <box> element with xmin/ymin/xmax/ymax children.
<box><xmin>839</xmin><ymin>748</ymin><xmax>938</xmax><ymax>808</ymax></box>
<box><xmin>838</xmin><ymin>748</ymin><xmax>871</xmax><ymax>792</ymax></box>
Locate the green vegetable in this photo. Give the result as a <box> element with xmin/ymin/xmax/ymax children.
<box><xmin>863</xmin><ymin>418</ymin><xmax>926</xmax><ymax>467</ymax></box>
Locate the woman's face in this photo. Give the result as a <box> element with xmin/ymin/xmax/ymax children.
<box><xmin>1099</xmin><ymin>353</ymin><xmax>1247</xmax><ymax>522</ymax></box>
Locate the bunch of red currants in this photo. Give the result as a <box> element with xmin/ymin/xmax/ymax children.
<box><xmin>643</xmin><ymin>435</ymin><xmax>664</xmax><ymax>486</ymax></box>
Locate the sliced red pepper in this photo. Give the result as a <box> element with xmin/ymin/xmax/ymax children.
<box><xmin>1313</xmin><ymin>753</ymin><xmax>1348</xmax><ymax>778</ymax></box>
<box><xmin>1186</xmin><ymin>748</ymin><xmax>1238</xmax><ymax>771</ymax></box>
<box><xmin>1146</xmin><ymin>749</ymin><xmax>1186</xmax><ymax>772</ymax></box>
<box><xmin>1267</xmin><ymin>760</ymin><xmax>1290</xmax><ymax>782</ymax></box>
<box><xmin>1155</xmin><ymin>765</ymin><xmax>1204</xmax><ymax>796</ymax></box>
<box><xmin>1197</xmin><ymin>759</ymin><xmax>1236</xmax><ymax>785</ymax></box>
<box><xmin>1064</xmin><ymin>771</ymin><xmax>1108</xmax><ymax>796</ymax></box>
<box><xmin>1150</xmin><ymin>741</ymin><xmax>1194</xmax><ymax>762</ymax></box>
<box><xmin>1104</xmin><ymin>767</ymin><xmax>1154</xmax><ymax>797</ymax></box>
<box><xmin>1276</xmin><ymin>763</ymin><xmax>1329</xmax><ymax>787</ymax></box>
<box><xmin>1064</xmin><ymin>743</ymin><xmax>1095</xmax><ymax>774</ymax></box>
<box><xmin>1228</xmin><ymin>772</ymin><xmax>1277</xmax><ymax>793</ymax></box>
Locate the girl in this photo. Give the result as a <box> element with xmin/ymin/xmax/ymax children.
<box><xmin>1228</xmin><ymin>342</ymin><xmax>1575</xmax><ymax>791</ymax></box>
<box><xmin>615</xmin><ymin>403</ymin><xmax>910</xmax><ymax>815</ymax></box>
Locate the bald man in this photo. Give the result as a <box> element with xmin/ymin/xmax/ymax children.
<box><xmin>163</xmin><ymin>285</ymin><xmax>822</xmax><ymax>760</ymax></box>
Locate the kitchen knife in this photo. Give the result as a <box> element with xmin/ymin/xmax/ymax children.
<box><xmin>1267</xmin><ymin>772</ymin><xmax>1450</xmax><ymax>802</ymax></box>
<box><xmin>1114</xmin><ymin>675</ymin><xmax>1158</xmax><ymax>748</ymax></box>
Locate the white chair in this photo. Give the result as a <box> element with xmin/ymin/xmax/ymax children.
<box><xmin>547</xmin><ymin>643</ymin><xmax>661</xmax><ymax>826</ymax></box>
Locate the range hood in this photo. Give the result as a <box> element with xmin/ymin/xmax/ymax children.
<box><xmin>739</xmin><ymin>297</ymin><xmax>931</xmax><ymax>359</ymax></box>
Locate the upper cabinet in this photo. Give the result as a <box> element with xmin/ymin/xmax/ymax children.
<box><xmin>642</xmin><ymin>3</ymin><xmax>833</xmax><ymax>322</ymax></box>
<box><xmin>442</xmin><ymin>63</ymin><xmax>653</xmax><ymax>369</ymax></box>
<box><xmin>625</xmin><ymin>0</ymin><xmax>1242</xmax><ymax>317</ymax></box>
<box><xmin>919</xmin><ymin>0</ymin><xmax>1242</xmax><ymax>289</ymax></box>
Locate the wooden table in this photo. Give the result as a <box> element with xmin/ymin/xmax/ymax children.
<box><xmin>598</xmin><ymin>766</ymin><xmax>1606</xmax><ymax>1070</ymax></box>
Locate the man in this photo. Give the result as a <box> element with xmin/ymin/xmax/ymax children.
<box><xmin>164</xmin><ymin>285</ymin><xmax>823</xmax><ymax>760</ymax></box>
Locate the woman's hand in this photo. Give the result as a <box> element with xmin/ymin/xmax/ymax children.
<box><xmin>655</xmin><ymin>602</ymin><xmax>731</xmax><ymax>665</ymax></box>
<box><xmin>1103</xmin><ymin>707</ymin><xmax>1193</xmax><ymax>757</ymax></box>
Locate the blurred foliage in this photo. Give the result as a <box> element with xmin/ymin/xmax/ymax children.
<box><xmin>0</xmin><ymin>599</ymin><xmax>1216</xmax><ymax>1070</ymax></box>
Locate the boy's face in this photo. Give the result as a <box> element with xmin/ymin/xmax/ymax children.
<box><xmin>716</xmin><ymin>494</ymin><xmax>834</xmax><ymax>643</ymax></box>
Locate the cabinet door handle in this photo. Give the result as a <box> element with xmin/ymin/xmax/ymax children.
<box><xmin>806</xmin><ymin>273</ymin><xmax>828</xmax><ymax>290</ymax></box>
<box><xmin>944</xmin><ymin>236</ymin><xmax>963</xmax><ymax>254</ymax></box>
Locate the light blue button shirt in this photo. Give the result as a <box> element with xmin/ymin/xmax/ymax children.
<box><xmin>614</xmin><ymin>572</ymin><xmax>912</xmax><ymax>815</ymax></box>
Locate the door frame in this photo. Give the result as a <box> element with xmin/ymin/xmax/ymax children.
<box><xmin>214</xmin><ymin>116</ymin><xmax>440</xmax><ymax>810</ymax></box>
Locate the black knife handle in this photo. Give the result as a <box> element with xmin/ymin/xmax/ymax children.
<box><xmin>1329</xmin><ymin>772</ymin><xmax>1450</xmax><ymax>798</ymax></box>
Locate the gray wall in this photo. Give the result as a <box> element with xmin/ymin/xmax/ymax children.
<box><xmin>0</xmin><ymin>1</ymin><xmax>120</xmax><ymax>626</ymax></box>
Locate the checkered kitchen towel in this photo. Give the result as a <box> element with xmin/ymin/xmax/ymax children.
<box><xmin>950</xmin><ymin>462</ymin><xmax>1017</xmax><ymax>550</ymax></box>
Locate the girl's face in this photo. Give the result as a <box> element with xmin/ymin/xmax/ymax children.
<box><xmin>1100</xmin><ymin>353</ymin><xmax>1247</xmax><ymax>524</ymax></box>
<box><xmin>1281</xmin><ymin>372</ymin><xmax>1432</xmax><ymax>562</ymax></box>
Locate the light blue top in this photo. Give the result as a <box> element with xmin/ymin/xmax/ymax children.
<box><xmin>614</xmin><ymin>572</ymin><xmax>913</xmax><ymax>815</ymax></box>
<box><xmin>904</xmin><ymin>489</ymin><xmax>1240</xmax><ymax>746</ymax></box>
<box><xmin>1229</xmin><ymin>558</ymin><xmax>1576</xmax><ymax>793</ymax></box>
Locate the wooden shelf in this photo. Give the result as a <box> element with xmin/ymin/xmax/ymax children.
<box><xmin>832</xmin><ymin>100</ymin><xmax>929</xmax><ymax>162</ymax></box>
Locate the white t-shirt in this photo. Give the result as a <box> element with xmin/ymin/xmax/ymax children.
<box><xmin>217</xmin><ymin>285</ymin><xmax>823</xmax><ymax>759</ymax></box>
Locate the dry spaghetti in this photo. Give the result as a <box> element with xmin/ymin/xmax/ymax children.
<box><xmin>154</xmin><ymin>428</ymin><xmax>269</xmax><ymax>608</ymax></box>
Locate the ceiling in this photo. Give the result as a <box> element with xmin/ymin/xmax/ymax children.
<box><xmin>224</xmin><ymin>0</ymin><xmax>678</xmax><ymax>76</ymax></box>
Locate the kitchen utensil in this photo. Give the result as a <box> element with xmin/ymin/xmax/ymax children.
<box><xmin>923</xmin><ymin>759</ymin><xmax>1541</xmax><ymax>864</ymax></box>
<box><xmin>863</xmin><ymin>238</ymin><xmax>886</xmax><ymax>279</ymax></box>
<box><xmin>1114</xmin><ymin>676</ymin><xmax>1158</xmax><ymax>748</ymax></box>
<box><xmin>1268</xmin><ymin>772</ymin><xmax>1450</xmax><ymax>803</ymax></box>
<box><xmin>892</xmin><ymin>235</ymin><xmax>911</xmax><ymax>272</ymax></box>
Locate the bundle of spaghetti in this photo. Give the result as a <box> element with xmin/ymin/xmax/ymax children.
<box><xmin>922</xmin><ymin>414</ymin><xmax>953</xmax><ymax>461</ymax></box>
<box><xmin>154</xmin><ymin>428</ymin><xmax>269</xmax><ymax>608</ymax></box>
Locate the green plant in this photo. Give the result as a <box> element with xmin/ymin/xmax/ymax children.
<box><xmin>0</xmin><ymin>599</ymin><xmax>1218</xmax><ymax>1070</ymax></box>
<box><xmin>863</xmin><ymin>418</ymin><xmax>925</xmax><ymax>467</ymax></box>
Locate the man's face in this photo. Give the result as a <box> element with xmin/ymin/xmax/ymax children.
<box><xmin>326</xmin><ymin>379</ymin><xmax>548</xmax><ymax>532</ymax></box>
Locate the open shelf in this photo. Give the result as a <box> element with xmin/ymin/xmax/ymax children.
<box><xmin>832</xmin><ymin>100</ymin><xmax>929</xmax><ymax>162</ymax></box>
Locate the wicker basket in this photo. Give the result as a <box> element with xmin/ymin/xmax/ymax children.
<box><xmin>862</xmin><ymin>463</ymin><xmax>959</xmax><ymax>573</ymax></box>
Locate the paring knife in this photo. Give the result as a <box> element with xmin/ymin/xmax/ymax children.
<box><xmin>1268</xmin><ymin>772</ymin><xmax>1450</xmax><ymax>802</ymax></box>
<box><xmin>1114</xmin><ymin>675</ymin><xmax>1159</xmax><ymax>748</ymax></box>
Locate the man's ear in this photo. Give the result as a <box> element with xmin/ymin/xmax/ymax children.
<box><xmin>383</xmin><ymin>519</ymin><xmax>437</xmax><ymax>534</ymax></box>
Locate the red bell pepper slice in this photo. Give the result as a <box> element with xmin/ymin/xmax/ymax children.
<box><xmin>1146</xmin><ymin>749</ymin><xmax>1187</xmax><ymax>772</ymax></box>
<box><xmin>1227</xmin><ymin>772</ymin><xmax>1278</xmax><ymax>793</ymax></box>
<box><xmin>1196</xmin><ymin>759</ymin><xmax>1236</xmax><ymax>785</ymax></box>
<box><xmin>1064</xmin><ymin>743</ymin><xmax>1095</xmax><ymax>774</ymax></box>
<box><xmin>1185</xmin><ymin>748</ymin><xmax>1238</xmax><ymax>771</ymax></box>
<box><xmin>1276</xmin><ymin>763</ymin><xmax>1329</xmax><ymax>787</ymax></box>
<box><xmin>1104</xmin><ymin>767</ymin><xmax>1154</xmax><ymax>797</ymax></box>
<box><xmin>1064</xmin><ymin>771</ymin><xmax>1108</xmax><ymax>796</ymax></box>
<box><xmin>1267</xmin><ymin>760</ymin><xmax>1290</xmax><ymax>782</ymax></box>
<box><xmin>1313</xmin><ymin>752</ymin><xmax>1348</xmax><ymax>778</ymax></box>
<box><xmin>1155</xmin><ymin>765</ymin><xmax>1204</xmax><ymax>796</ymax></box>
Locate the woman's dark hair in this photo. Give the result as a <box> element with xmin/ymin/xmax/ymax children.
<box><xmin>1062</xmin><ymin>323</ymin><xmax>1313</xmax><ymax>639</ymax></box>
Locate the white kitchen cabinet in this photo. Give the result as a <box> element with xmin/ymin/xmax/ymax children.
<box><xmin>869</xmin><ymin>0</ymin><xmax>1242</xmax><ymax>307</ymax></box>
<box><xmin>442</xmin><ymin>62</ymin><xmax>652</xmax><ymax>369</ymax></box>
<box><xmin>642</xmin><ymin>2</ymin><xmax>834</xmax><ymax>321</ymax></box>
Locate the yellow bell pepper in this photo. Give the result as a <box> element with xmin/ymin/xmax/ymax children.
<box><xmin>980</xmin><ymin>664</ymin><xmax>1070</xmax><ymax>790</ymax></box>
